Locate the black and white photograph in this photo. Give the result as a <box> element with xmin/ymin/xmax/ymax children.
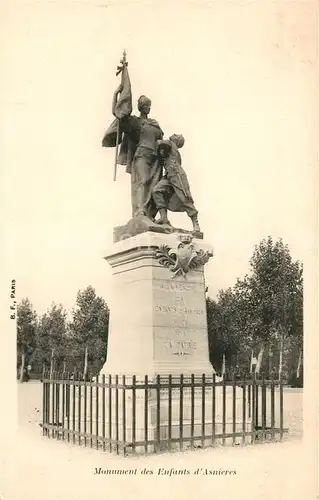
<box><xmin>1</xmin><ymin>1</ymin><xmax>317</xmax><ymax>499</ymax></box>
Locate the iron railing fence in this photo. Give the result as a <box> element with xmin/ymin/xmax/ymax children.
<box><xmin>41</xmin><ymin>371</ymin><xmax>288</xmax><ymax>456</ymax></box>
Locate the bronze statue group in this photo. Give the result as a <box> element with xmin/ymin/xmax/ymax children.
<box><xmin>102</xmin><ymin>54</ymin><xmax>201</xmax><ymax>234</ymax></box>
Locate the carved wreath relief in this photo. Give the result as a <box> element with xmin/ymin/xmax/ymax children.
<box><xmin>155</xmin><ymin>234</ymin><xmax>213</xmax><ymax>278</ymax></box>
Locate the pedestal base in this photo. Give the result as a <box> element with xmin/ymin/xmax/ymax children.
<box><xmin>113</xmin><ymin>215</ymin><xmax>204</xmax><ymax>243</ymax></box>
<box><xmin>104</xmin><ymin>381</ymin><xmax>252</xmax><ymax>454</ymax></box>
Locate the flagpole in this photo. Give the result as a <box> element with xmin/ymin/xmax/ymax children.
<box><xmin>114</xmin><ymin>120</ymin><xmax>120</xmax><ymax>182</ymax></box>
<box><xmin>113</xmin><ymin>50</ymin><xmax>127</xmax><ymax>182</ymax></box>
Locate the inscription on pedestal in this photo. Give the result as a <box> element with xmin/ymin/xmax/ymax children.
<box><xmin>153</xmin><ymin>279</ymin><xmax>208</xmax><ymax>362</ymax></box>
<box><xmin>153</xmin><ymin>280</ymin><xmax>206</xmax><ymax>329</ymax></box>
<box><xmin>154</xmin><ymin>327</ymin><xmax>207</xmax><ymax>360</ymax></box>
<box><xmin>163</xmin><ymin>330</ymin><xmax>197</xmax><ymax>357</ymax></box>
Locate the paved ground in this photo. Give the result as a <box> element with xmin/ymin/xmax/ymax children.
<box><xmin>0</xmin><ymin>382</ymin><xmax>315</xmax><ymax>500</ymax></box>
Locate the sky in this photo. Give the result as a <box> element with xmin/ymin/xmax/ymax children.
<box><xmin>1</xmin><ymin>0</ymin><xmax>317</xmax><ymax>314</ymax></box>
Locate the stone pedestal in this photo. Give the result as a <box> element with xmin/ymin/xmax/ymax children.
<box><xmin>100</xmin><ymin>231</ymin><xmax>214</xmax><ymax>377</ymax></box>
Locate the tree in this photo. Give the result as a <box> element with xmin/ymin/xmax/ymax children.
<box><xmin>246</xmin><ymin>237</ymin><xmax>303</xmax><ymax>377</ymax></box>
<box><xmin>69</xmin><ymin>286</ymin><xmax>109</xmax><ymax>376</ymax></box>
<box><xmin>17</xmin><ymin>298</ymin><xmax>37</xmax><ymax>382</ymax></box>
<box><xmin>207</xmin><ymin>289</ymin><xmax>242</xmax><ymax>375</ymax></box>
<box><xmin>32</xmin><ymin>303</ymin><xmax>69</xmax><ymax>374</ymax></box>
<box><xmin>207</xmin><ymin>237</ymin><xmax>303</xmax><ymax>378</ymax></box>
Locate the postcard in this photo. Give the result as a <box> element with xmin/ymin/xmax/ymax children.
<box><xmin>1</xmin><ymin>0</ymin><xmax>317</xmax><ymax>499</ymax></box>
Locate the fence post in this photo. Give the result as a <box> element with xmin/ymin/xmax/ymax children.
<box><xmin>271</xmin><ymin>377</ymin><xmax>275</xmax><ymax>441</ymax></box>
<box><xmin>201</xmin><ymin>373</ymin><xmax>205</xmax><ymax>449</ymax></box>
<box><xmin>56</xmin><ymin>371</ymin><xmax>61</xmax><ymax>440</ymax></box>
<box><xmin>122</xmin><ymin>375</ymin><xmax>126</xmax><ymax>456</ymax></box>
<box><xmin>279</xmin><ymin>379</ymin><xmax>284</xmax><ymax>440</ymax></box>
<box><xmin>255</xmin><ymin>374</ymin><xmax>259</xmax><ymax>435</ymax></box>
<box><xmin>248</xmin><ymin>380</ymin><xmax>251</xmax><ymax>418</ymax></box>
<box><xmin>83</xmin><ymin>371</ymin><xmax>87</xmax><ymax>447</ymax></box>
<box><xmin>261</xmin><ymin>376</ymin><xmax>267</xmax><ymax>442</ymax></box>
<box><xmin>132</xmin><ymin>375</ymin><xmax>137</xmax><ymax>454</ymax></box>
<box><xmin>42</xmin><ymin>369</ymin><xmax>46</xmax><ymax>436</ymax></box>
<box><xmin>251</xmin><ymin>372</ymin><xmax>256</xmax><ymax>444</ymax></box>
<box><xmin>168</xmin><ymin>374</ymin><xmax>172</xmax><ymax>452</ymax></box>
<box><xmin>156</xmin><ymin>374</ymin><xmax>160</xmax><ymax>453</ymax></box>
<box><xmin>108</xmin><ymin>375</ymin><xmax>112</xmax><ymax>453</ymax></box>
<box><xmin>96</xmin><ymin>374</ymin><xmax>100</xmax><ymax>450</ymax></box>
<box><xmin>78</xmin><ymin>372</ymin><xmax>82</xmax><ymax>446</ymax></box>
<box><xmin>66</xmin><ymin>372</ymin><xmax>70</xmax><ymax>442</ymax></box>
<box><xmin>61</xmin><ymin>370</ymin><xmax>65</xmax><ymax>441</ymax></box>
<box><xmin>179</xmin><ymin>374</ymin><xmax>184</xmax><ymax>452</ymax></box>
<box><xmin>46</xmin><ymin>371</ymin><xmax>50</xmax><ymax>437</ymax></box>
<box><xmin>144</xmin><ymin>374</ymin><xmax>148</xmax><ymax>455</ymax></box>
<box><xmin>212</xmin><ymin>373</ymin><xmax>216</xmax><ymax>447</ymax></box>
<box><xmin>101</xmin><ymin>374</ymin><xmax>105</xmax><ymax>451</ymax></box>
<box><xmin>190</xmin><ymin>374</ymin><xmax>195</xmax><ymax>449</ymax></box>
<box><xmin>89</xmin><ymin>372</ymin><xmax>93</xmax><ymax>448</ymax></box>
<box><xmin>232</xmin><ymin>374</ymin><xmax>236</xmax><ymax>446</ymax></box>
<box><xmin>242</xmin><ymin>375</ymin><xmax>246</xmax><ymax>445</ymax></box>
<box><xmin>222</xmin><ymin>376</ymin><xmax>226</xmax><ymax>446</ymax></box>
<box><xmin>51</xmin><ymin>371</ymin><xmax>56</xmax><ymax>438</ymax></box>
<box><xmin>114</xmin><ymin>374</ymin><xmax>118</xmax><ymax>454</ymax></box>
<box><xmin>72</xmin><ymin>369</ymin><xmax>76</xmax><ymax>445</ymax></box>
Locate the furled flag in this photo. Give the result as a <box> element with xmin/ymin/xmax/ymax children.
<box><xmin>102</xmin><ymin>51</ymin><xmax>132</xmax><ymax>149</ymax></box>
<box><xmin>101</xmin><ymin>51</ymin><xmax>133</xmax><ymax>181</ymax></box>
<box><xmin>113</xmin><ymin>64</ymin><xmax>132</xmax><ymax>120</ymax></box>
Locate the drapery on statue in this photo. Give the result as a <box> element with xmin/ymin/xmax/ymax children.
<box><xmin>102</xmin><ymin>52</ymin><xmax>201</xmax><ymax>234</ymax></box>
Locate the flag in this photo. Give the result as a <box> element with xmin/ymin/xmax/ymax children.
<box><xmin>296</xmin><ymin>350</ymin><xmax>302</xmax><ymax>378</ymax></box>
<box><xmin>102</xmin><ymin>64</ymin><xmax>132</xmax><ymax>149</ymax></box>
<box><xmin>255</xmin><ymin>346</ymin><xmax>264</xmax><ymax>374</ymax></box>
<box><xmin>114</xmin><ymin>65</ymin><xmax>132</xmax><ymax>120</ymax></box>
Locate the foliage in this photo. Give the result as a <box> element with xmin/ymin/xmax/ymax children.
<box><xmin>18</xmin><ymin>287</ymin><xmax>110</xmax><ymax>376</ymax></box>
<box><xmin>207</xmin><ymin>237</ymin><xmax>303</xmax><ymax>379</ymax></box>
<box><xmin>31</xmin><ymin>303</ymin><xmax>69</xmax><ymax>370</ymax></box>
<box><xmin>69</xmin><ymin>286</ymin><xmax>110</xmax><ymax>373</ymax></box>
<box><xmin>247</xmin><ymin>237</ymin><xmax>303</xmax><ymax>345</ymax></box>
<box><xmin>17</xmin><ymin>298</ymin><xmax>37</xmax><ymax>365</ymax></box>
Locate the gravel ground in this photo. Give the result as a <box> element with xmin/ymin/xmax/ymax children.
<box><xmin>1</xmin><ymin>382</ymin><xmax>312</xmax><ymax>500</ymax></box>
